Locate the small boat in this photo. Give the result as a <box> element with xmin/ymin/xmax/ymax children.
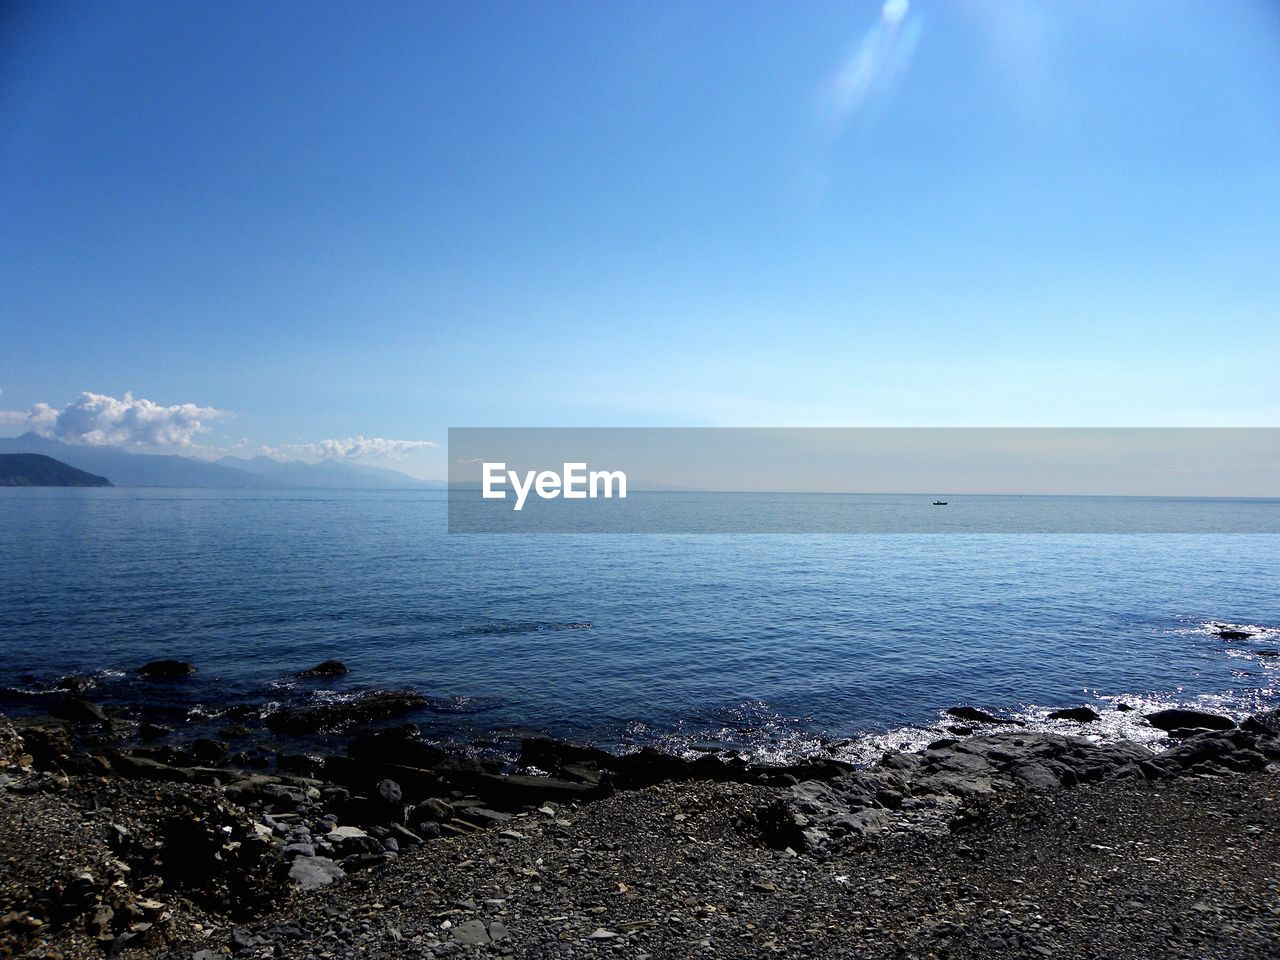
<box><xmin>932</xmin><ymin>500</ymin><xmax>948</xmax><ymax>506</ymax></box>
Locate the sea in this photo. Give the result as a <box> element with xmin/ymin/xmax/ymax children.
<box><xmin>1</xmin><ymin>488</ymin><xmax>1277</xmax><ymax>762</ymax></box>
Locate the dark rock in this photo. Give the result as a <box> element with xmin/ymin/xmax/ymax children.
<box><xmin>387</xmin><ymin>823</ymin><xmax>424</xmax><ymax>847</ymax></box>
<box><xmin>323</xmin><ymin>755</ymin><xmax>442</xmax><ymax>803</ymax></box>
<box><xmin>191</xmin><ymin>739</ymin><xmax>230</xmax><ymax>764</ymax></box>
<box><xmin>139</xmin><ymin>721</ymin><xmax>174</xmax><ymax>740</ymax></box>
<box><xmin>1116</xmin><ymin>702</ymin><xmax>1134</xmax><ymax>712</ymax></box>
<box><xmin>1145</xmin><ymin>709</ymin><xmax>1236</xmax><ymax>736</ymax></box>
<box><xmin>1242</xmin><ymin>709</ymin><xmax>1280</xmax><ymax>736</ymax></box>
<box><xmin>10</xmin><ymin>716</ymin><xmax>73</xmax><ymax>767</ymax></box>
<box><xmin>265</xmin><ymin>691</ymin><xmax>428</xmax><ymax>735</ymax></box>
<box><xmin>946</xmin><ymin>706</ymin><xmax>1021</xmax><ymax>726</ymax></box>
<box><xmin>52</xmin><ymin>697</ymin><xmax>108</xmax><ymax>725</ymax></box>
<box><xmin>297</xmin><ymin>659</ymin><xmax>349</xmax><ymax>679</ymax></box>
<box><xmin>473</xmin><ymin>772</ymin><xmax>609</xmax><ymax>807</ymax></box>
<box><xmin>1048</xmin><ymin>706</ymin><xmax>1101</xmax><ymax>723</ymax></box>
<box><xmin>137</xmin><ymin>660</ymin><xmax>197</xmax><ymax>680</ymax></box>
<box><xmin>520</xmin><ymin>735</ymin><xmax>617</xmax><ymax>770</ymax></box>
<box><xmin>412</xmin><ymin>798</ymin><xmax>455</xmax><ymax>823</ymax></box>
<box><xmin>326</xmin><ymin>825</ymin><xmax>384</xmax><ymax>856</ymax></box>
<box><xmin>54</xmin><ymin>675</ymin><xmax>96</xmax><ymax>694</ymax></box>
<box><xmin>612</xmin><ymin>747</ymin><xmax>695</xmax><ymax>788</ymax></box>
<box><xmin>1216</xmin><ymin>629</ymin><xmax>1253</xmax><ymax>640</ymax></box>
<box><xmin>346</xmin><ymin>725</ymin><xmax>445</xmax><ymax>768</ymax></box>
<box><xmin>376</xmin><ymin>778</ymin><xmax>403</xmax><ymax>804</ymax></box>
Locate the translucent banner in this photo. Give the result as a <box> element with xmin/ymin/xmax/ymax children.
<box><xmin>447</xmin><ymin>428</ymin><xmax>1280</xmax><ymax>534</ymax></box>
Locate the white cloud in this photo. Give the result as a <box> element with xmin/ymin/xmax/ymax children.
<box><xmin>262</xmin><ymin>436</ymin><xmax>437</xmax><ymax>462</ymax></box>
<box><xmin>0</xmin><ymin>391</ymin><xmax>224</xmax><ymax>449</ymax></box>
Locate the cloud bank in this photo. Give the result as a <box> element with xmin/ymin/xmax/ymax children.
<box><xmin>0</xmin><ymin>391</ymin><xmax>224</xmax><ymax>448</ymax></box>
<box><xmin>263</xmin><ymin>436</ymin><xmax>437</xmax><ymax>461</ymax></box>
<box><xmin>0</xmin><ymin>390</ymin><xmax>436</xmax><ymax>463</ymax></box>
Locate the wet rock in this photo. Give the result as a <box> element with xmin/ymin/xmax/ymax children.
<box><xmin>136</xmin><ymin>660</ymin><xmax>197</xmax><ymax>680</ymax></box>
<box><xmin>54</xmin><ymin>675</ymin><xmax>96</xmax><ymax>694</ymax></box>
<box><xmin>1216</xmin><ymin>629</ymin><xmax>1253</xmax><ymax>640</ymax></box>
<box><xmin>946</xmin><ymin>706</ymin><xmax>1021</xmax><ymax>726</ymax></box>
<box><xmin>52</xmin><ymin>697</ymin><xmax>108</xmax><ymax>726</ymax></box>
<box><xmin>1145</xmin><ymin>709</ymin><xmax>1236</xmax><ymax>736</ymax></box>
<box><xmin>265</xmin><ymin>691</ymin><xmax>428</xmax><ymax>735</ymax></box>
<box><xmin>612</xmin><ymin>747</ymin><xmax>695</xmax><ymax>787</ymax></box>
<box><xmin>346</xmin><ymin>724</ymin><xmax>445</xmax><ymax>768</ymax></box>
<box><xmin>1242</xmin><ymin>708</ymin><xmax>1280</xmax><ymax>736</ymax></box>
<box><xmin>1048</xmin><ymin>706</ymin><xmax>1101</xmax><ymax>723</ymax></box>
<box><xmin>297</xmin><ymin>659</ymin><xmax>349</xmax><ymax>679</ymax></box>
<box><xmin>190</xmin><ymin>738</ymin><xmax>230</xmax><ymax>764</ymax></box>
<box><xmin>139</xmin><ymin>721</ymin><xmax>174</xmax><ymax>740</ymax></box>
<box><xmin>520</xmin><ymin>735</ymin><xmax>617</xmax><ymax>770</ymax></box>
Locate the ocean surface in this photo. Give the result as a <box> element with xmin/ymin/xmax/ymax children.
<box><xmin>1</xmin><ymin>488</ymin><xmax>1277</xmax><ymax>761</ymax></box>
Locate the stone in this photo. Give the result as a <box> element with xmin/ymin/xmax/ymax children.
<box><xmin>946</xmin><ymin>706</ymin><xmax>1019</xmax><ymax>725</ymax></box>
<box><xmin>1145</xmin><ymin>709</ymin><xmax>1235</xmax><ymax>735</ymax></box>
<box><xmin>52</xmin><ymin>697</ymin><xmax>107</xmax><ymax>725</ymax></box>
<box><xmin>450</xmin><ymin>919</ymin><xmax>491</xmax><ymax>946</ymax></box>
<box><xmin>298</xmin><ymin>659</ymin><xmax>349</xmax><ymax>678</ymax></box>
<box><xmin>1048</xmin><ymin>706</ymin><xmax>1100</xmax><ymax>723</ymax></box>
<box><xmin>266</xmin><ymin>691</ymin><xmax>428</xmax><ymax>735</ymax></box>
<box><xmin>288</xmin><ymin>856</ymin><xmax>344</xmax><ymax>890</ymax></box>
<box><xmin>327</xmin><ymin>825</ymin><xmax>383</xmax><ymax>855</ymax></box>
<box><xmin>376</xmin><ymin>778</ymin><xmax>403</xmax><ymax>804</ymax></box>
<box><xmin>136</xmin><ymin>659</ymin><xmax>196</xmax><ymax>680</ymax></box>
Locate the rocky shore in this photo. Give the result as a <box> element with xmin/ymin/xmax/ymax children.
<box><xmin>1</xmin><ymin>664</ymin><xmax>1278</xmax><ymax>958</ymax></box>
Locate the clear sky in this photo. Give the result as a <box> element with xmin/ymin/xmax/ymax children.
<box><xmin>1</xmin><ymin>0</ymin><xmax>1277</xmax><ymax>478</ymax></box>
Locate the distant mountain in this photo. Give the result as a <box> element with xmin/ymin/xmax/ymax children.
<box><xmin>215</xmin><ymin>455</ymin><xmax>436</xmax><ymax>489</ymax></box>
<box><xmin>0</xmin><ymin>434</ymin><xmax>439</xmax><ymax>489</ymax></box>
<box><xmin>0</xmin><ymin>453</ymin><xmax>112</xmax><ymax>487</ymax></box>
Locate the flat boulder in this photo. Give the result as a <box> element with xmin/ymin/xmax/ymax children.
<box><xmin>1048</xmin><ymin>706</ymin><xmax>1100</xmax><ymax>723</ymax></box>
<box><xmin>1145</xmin><ymin>708</ymin><xmax>1236</xmax><ymax>736</ymax></box>
<box><xmin>1216</xmin><ymin>629</ymin><xmax>1253</xmax><ymax>640</ymax></box>
<box><xmin>265</xmin><ymin>690</ymin><xmax>428</xmax><ymax>735</ymax></box>
<box><xmin>136</xmin><ymin>660</ymin><xmax>196</xmax><ymax>680</ymax></box>
<box><xmin>946</xmin><ymin>706</ymin><xmax>1021</xmax><ymax>726</ymax></box>
<box><xmin>52</xmin><ymin>697</ymin><xmax>108</xmax><ymax>726</ymax></box>
<box><xmin>473</xmin><ymin>772</ymin><xmax>608</xmax><ymax>807</ymax></box>
<box><xmin>297</xmin><ymin>659</ymin><xmax>349</xmax><ymax>679</ymax></box>
<box><xmin>288</xmin><ymin>856</ymin><xmax>344</xmax><ymax>890</ymax></box>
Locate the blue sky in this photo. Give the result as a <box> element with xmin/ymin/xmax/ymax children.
<box><xmin>1</xmin><ymin>0</ymin><xmax>1277</xmax><ymax>478</ymax></box>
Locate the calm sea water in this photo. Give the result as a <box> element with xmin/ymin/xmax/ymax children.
<box><xmin>1</xmin><ymin>488</ymin><xmax>1277</xmax><ymax>759</ymax></box>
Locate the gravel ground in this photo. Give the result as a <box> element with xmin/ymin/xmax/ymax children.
<box><xmin>3</xmin><ymin>708</ymin><xmax>1279</xmax><ymax>960</ymax></box>
<box><xmin>179</xmin><ymin>771</ymin><xmax>1280</xmax><ymax>960</ymax></box>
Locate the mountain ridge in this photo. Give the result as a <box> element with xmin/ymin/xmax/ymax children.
<box><xmin>0</xmin><ymin>434</ymin><xmax>440</xmax><ymax>489</ymax></box>
<box><xmin>0</xmin><ymin>453</ymin><xmax>113</xmax><ymax>487</ymax></box>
